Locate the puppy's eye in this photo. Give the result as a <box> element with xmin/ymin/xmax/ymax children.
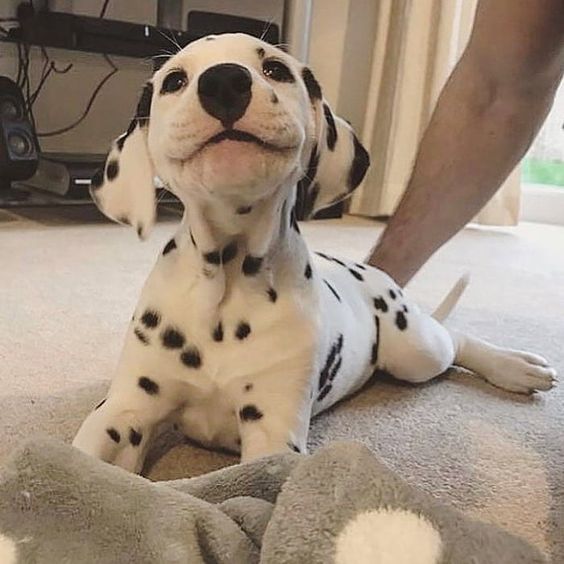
<box><xmin>161</xmin><ymin>70</ymin><xmax>188</xmax><ymax>94</ymax></box>
<box><xmin>262</xmin><ymin>59</ymin><xmax>294</xmax><ymax>83</ymax></box>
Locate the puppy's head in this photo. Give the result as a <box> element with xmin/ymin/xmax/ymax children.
<box><xmin>91</xmin><ymin>33</ymin><xmax>369</xmax><ymax>239</ymax></box>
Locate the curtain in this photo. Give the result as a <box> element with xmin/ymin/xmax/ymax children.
<box><xmin>349</xmin><ymin>0</ymin><xmax>520</xmax><ymax>225</ymax></box>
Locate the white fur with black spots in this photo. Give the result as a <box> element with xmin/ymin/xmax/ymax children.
<box><xmin>73</xmin><ymin>33</ymin><xmax>557</xmax><ymax>472</ymax></box>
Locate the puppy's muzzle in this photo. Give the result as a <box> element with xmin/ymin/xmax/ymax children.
<box><xmin>198</xmin><ymin>63</ymin><xmax>252</xmax><ymax>129</ymax></box>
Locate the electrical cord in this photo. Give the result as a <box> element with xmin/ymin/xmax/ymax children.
<box><xmin>36</xmin><ymin>58</ymin><xmax>118</xmax><ymax>137</ymax></box>
<box><xmin>4</xmin><ymin>0</ymin><xmax>118</xmax><ymax>138</ymax></box>
<box><xmin>29</xmin><ymin>47</ymin><xmax>73</xmax><ymax>108</ymax></box>
<box><xmin>99</xmin><ymin>0</ymin><xmax>110</xmax><ymax>18</ymax></box>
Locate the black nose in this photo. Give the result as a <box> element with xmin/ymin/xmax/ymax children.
<box><xmin>198</xmin><ymin>63</ymin><xmax>252</xmax><ymax>128</ymax></box>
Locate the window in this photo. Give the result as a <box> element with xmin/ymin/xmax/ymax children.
<box><xmin>521</xmin><ymin>80</ymin><xmax>564</xmax><ymax>225</ymax></box>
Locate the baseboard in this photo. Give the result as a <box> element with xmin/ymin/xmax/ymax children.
<box><xmin>521</xmin><ymin>184</ymin><xmax>564</xmax><ymax>226</ymax></box>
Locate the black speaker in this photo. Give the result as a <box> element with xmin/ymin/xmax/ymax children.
<box><xmin>0</xmin><ymin>76</ymin><xmax>40</xmax><ymax>190</ymax></box>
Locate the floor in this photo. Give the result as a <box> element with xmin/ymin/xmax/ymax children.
<box><xmin>1</xmin><ymin>206</ymin><xmax>563</xmax><ymax>560</ymax></box>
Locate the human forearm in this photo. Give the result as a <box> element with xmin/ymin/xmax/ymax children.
<box><xmin>368</xmin><ymin>61</ymin><xmax>559</xmax><ymax>285</ymax></box>
<box><xmin>367</xmin><ymin>0</ymin><xmax>564</xmax><ymax>286</ymax></box>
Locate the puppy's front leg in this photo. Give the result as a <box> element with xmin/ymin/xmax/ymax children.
<box><xmin>73</xmin><ymin>377</ymin><xmax>182</xmax><ymax>473</ymax></box>
<box><xmin>237</xmin><ymin>372</ymin><xmax>312</xmax><ymax>462</ymax></box>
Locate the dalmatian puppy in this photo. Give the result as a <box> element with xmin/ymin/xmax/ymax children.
<box><xmin>73</xmin><ymin>33</ymin><xmax>556</xmax><ymax>472</ymax></box>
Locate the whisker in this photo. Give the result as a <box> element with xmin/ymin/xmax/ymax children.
<box><xmin>260</xmin><ymin>15</ymin><xmax>276</xmax><ymax>41</ymax></box>
<box><xmin>148</xmin><ymin>53</ymin><xmax>174</xmax><ymax>61</ymax></box>
<box><xmin>156</xmin><ymin>189</ymin><xmax>169</xmax><ymax>204</ymax></box>
<box><xmin>155</xmin><ymin>27</ymin><xmax>182</xmax><ymax>53</ymax></box>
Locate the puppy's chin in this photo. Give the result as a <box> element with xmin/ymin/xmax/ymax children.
<box><xmin>186</xmin><ymin>140</ymin><xmax>298</xmax><ymax>198</ymax></box>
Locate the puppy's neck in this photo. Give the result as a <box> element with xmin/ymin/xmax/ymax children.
<box><xmin>182</xmin><ymin>184</ymin><xmax>307</xmax><ymax>282</ymax></box>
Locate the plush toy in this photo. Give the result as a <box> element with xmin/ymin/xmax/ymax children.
<box><xmin>0</xmin><ymin>439</ymin><xmax>544</xmax><ymax>563</ymax></box>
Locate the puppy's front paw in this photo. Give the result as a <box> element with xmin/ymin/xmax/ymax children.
<box><xmin>73</xmin><ymin>400</ymin><xmax>147</xmax><ymax>473</ymax></box>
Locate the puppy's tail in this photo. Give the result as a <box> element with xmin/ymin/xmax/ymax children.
<box><xmin>432</xmin><ymin>272</ymin><xmax>470</xmax><ymax>322</ymax></box>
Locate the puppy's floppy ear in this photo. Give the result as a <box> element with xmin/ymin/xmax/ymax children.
<box><xmin>90</xmin><ymin>82</ymin><xmax>156</xmax><ymax>240</ymax></box>
<box><xmin>297</xmin><ymin>67</ymin><xmax>370</xmax><ymax>219</ymax></box>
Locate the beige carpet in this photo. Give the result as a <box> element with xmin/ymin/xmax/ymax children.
<box><xmin>1</xmin><ymin>208</ymin><xmax>563</xmax><ymax>560</ymax></box>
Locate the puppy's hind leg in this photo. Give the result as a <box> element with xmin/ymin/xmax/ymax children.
<box><xmin>450</xmin><ymin>330</ymin><xmax>557</xmax><ymax>394</ymax></box>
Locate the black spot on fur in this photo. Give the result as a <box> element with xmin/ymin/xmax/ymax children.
<box><xmin>162</xmin><ymin>238</ymin><xmax>177</xmax><ymax>255</ymax></box>
<box><xmin>355</xmin><ymin>263</ymin><xmax>367</xmax><ymax>271</ymax></box>
<box><xmin>271</xmin><ymin>92</ymin><xmax>279</xmax><ymax>104</ymax></box>
<box><xmin>372</xmin><ymin>316</ymin><xmax>380</xmax><ymax>365</ymax></box>
<box><xmin>323</xmin><ymin>279</ymin><xmax>341</xmax><ymax>302</ymax></box>
<box><xmin>395</xmin><ymin>310</ymin><xmax>408</xmax><ymax>331</ymax></box>
<box><xmin>373</xmin><ymin>297</ymin><xmax>388</xmax><ymax>313</ymax></box>
<box><xmin>137</xmin><ymin>224</ymin><xmax>143</xmax><ymax>238</ymax></box>
<box><xmin>161</xmin><ymin>327</ymin><xmax>185</xmax><ymax>349</ymax></box>
<box><xmin>94</xmin><ymin>398</ymin><xmax>106</xmax><ymax>410</ymax></box>
<box><xmin>91</xmin><ymin>168</ymin><xmax>104</xmax><ymax>190</ymax></box>
<box><xmin>329</xmin><ymin>357</ymin><xmax>342</xmax><ymax>383</ymax></box>
<box><xmin>302</xmin><ymin>67</ymin><xmax>322</xmax><ymax>102</ymax></box>
<box><xmin>403</xmin><ymin>304</ymin><xmax>408</xmax><ymax>313</ymax></box>
<box><xmin>305</xmin><ymin>263</ymin><xmax>312</xmax><ymax>279</ymax></box>
<box><xmin>213</xmin><ymin>322</ymin><xmax>224</xmax><ymax>342</ymax></box>
<box><xmin>256</xmin><ymin>47</ymin><xmax>265</xmax><ymax>58</ymax></box>
<box><xmin>288</xmin><ymin>442</ymin><xmax>301</xmax><ymax>453</ymax></box>
<box><xmin>242</xmin><ymin>255</ymin><xmax>263</xmax><ymax>276</ymax></box>
<box><xmin>116</xmin><ymin>133</ymin><xmax>127</xmax><ymax>152</ymax></box>
<box><xmin>204</xmin><ymin>250</ymin><xmax>221</xmax><ymax>265</ymax></box>
<box><xmin>290</xmin><ymin>206</ymin><xmax>301</xmax><ymax>233</ymax></box>
<box><xmin>129</xmin><ymin>428</ymin><xmax>142</xmax><ymax>446</ymax></box>
<box><xmin>206</xmin><ymin>36</ymin><xmax>215</xmax><ymax>41</ymax></box>
<box><xmin>190</xmin><ymin>229</ymin><xmax>197</xmax><ymax>247</ymax></box>
<box><xmin>319</xmin><ymin>334</ymin><xmax>344</xmax><ymax>390</ymax></box>
<box><xmin>317</xmin><ymin>385</ymin><xmax>332</xmax><ymax>402</ymax></box>
<box><xmin>134</xmin><ymin>328</ymin><xmax>149</xmax><ymax>345</ymax></box>
<box><xmin>138</xmin><ymin>376</ymin><xmax>159</xmax><ymax>395</ymax></box>
<box><xmin>235</xmin><ymin>322</ymin><xmax>251</xmax><ymax>340</ymax></box>
<box><xmin>315</xmin><ymin>252</ymin><xmax>345</xmax><ymax>267</ymax></box>
<box><xmin>323</xmin><ymin>103</ymin><xmax>338</xmax><ymax>150</ymax></box>
<box><xmin>267</xmin><ymin>287</ymin><xmax>278</xmax><ymax>303</ymax></box>
<box><xmin>244</xmin><ymin>383</ymin><xmax>253</xmax><ymax>392</ymax></box>
<box><xmin>136</xmin><ymin>82</ymin><xmax>153</xmax><ymax>125</ymax></box>
<box><xmin>348</xmin><ymin>268</ymin><xmax>364</xmax><ymax>281</ymax></box>
<box><xmin>237</xmin><ymin>205</ymin><xmax>253</xmax><ymax>215</ymax></box>
<box><xmin>106</xmin><ymin>159</ymin><xmax>119</xmax><ymax>181</ymax></box>
<box><xmin>348</xmin><ymin>134</ymin><xmax>370</xmax><ymax>191</ymax></box>
<box><xmin>141</xmin><ymin>310</ymin><xmax>160</xmax><ymax>328</ymax></box>
<box><xmin>389</xmin><ymin>289</ymin><xmax>396</xmax><ymax>300</ymax></box>
<box><xmin>222</xmin><ymin>242</ymin><xmax>238</xmax><ymax>264</ymax></box>
<box><xmin>106</xmin><ymin>428</ymin><xmax>120</xmax><ymax>443</ymax></box>
<box><xmin>116</xmin><ymin>117</ymin><xmax>138</xmax><ymax>151</ymax></box>
<box><xmin>180</xmin><ymin>347</ymin><xmax>202</xmax><ymax>368</ymax></box>
<box><xmin>239</xmin><ymin>405</ymin><xmax>263</xmax><ymax>421</ymax></box>
<box><xmin>296</xmin><ymin>145</ymin><xmax>320</xmax><ymax>218</ymax></box>
<box><xmin>370</xmin><ymin>343</ymin><xmax>379</xmax><ymax>366</ymax></box>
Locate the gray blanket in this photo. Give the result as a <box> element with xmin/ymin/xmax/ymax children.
<box><xmin>0</xmin><ymin>439</ymin><xmax>544</xmax><ymax>563</ymax></box>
